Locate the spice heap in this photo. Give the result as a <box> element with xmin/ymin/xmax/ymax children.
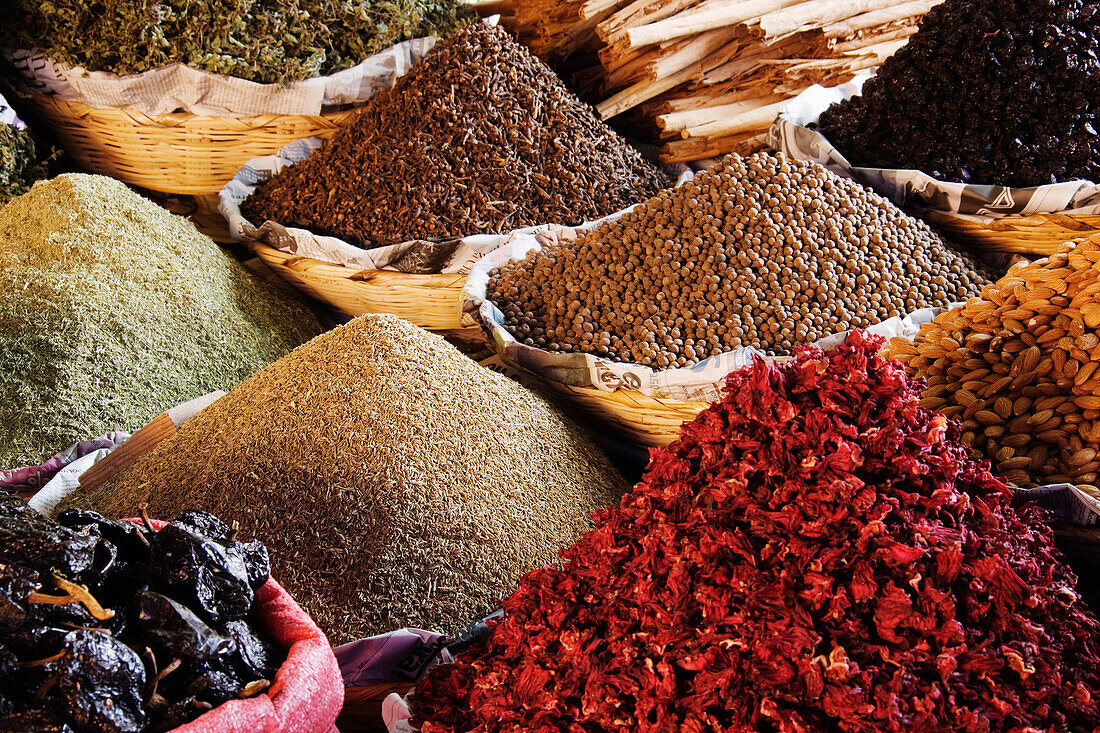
<box><xmin>485</xmin><ymin>0</ymin><xmax>937</xmax><ymax>162</ymax></box>
<box><xmin>0</xmin><ymin>498</ymin><xmax>281</xmax><ymax>731</ymax></box>
<box><xmin>0</xmin><ymin>174</ymin><xmax>322</xmax><ymax>469</ymax></box>
<box><xmin>816</xmin><ymin>0</ymin><xmax>1100</xmax><ymax>186</ymax></box>
<box><xmin>64</xmin><ymin>314</ymin><xmax>627</xmax><ymax>645</ymax></box>
<box><xmin>412</xmin><ymin>332</ymin><xmax>1100</xmax><ymax>732</ymax></box>
<box><xmin>5</xmin><ymin>0</ymin><xmax>471</xmax><ymax>84</ymax></box>
<box><xmin>489</xmin><ymin>152</ymin><xmax>994</xmax><ymax>366</ymax></box>
<box><xmin>240</xmin><ymin>23</ymin><xmax>668</xmax><ymax>250</ymax></box>
<box><xmin>0</xmin><ymin>108</ymin><xmax>55</xmax><ymax>205</ymax></box>
<box><xmin>886</xmin><ymin>235</ymin><xmax>1100</xmax><ymax>490</ymax></box>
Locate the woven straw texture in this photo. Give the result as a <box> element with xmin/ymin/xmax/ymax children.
<box><xmin>541</xmin><ymin>379</ymin><xmax>707</xmax><ymax>448</ymax></box>
<box><xmin>924</xmin><ymin>210</ymin><xmax>1100</xmax><ymax>256</ymax></box>
<box><xmin>20</xmin><ymin>94</ymin><xmax>357</xmax><ymax>195</ymax></box>
<box><xmin>247</xmin><ymin>241</ymin><xmax>467</xmax><ymax>330</ymax></box>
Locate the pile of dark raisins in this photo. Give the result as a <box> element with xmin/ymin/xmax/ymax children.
<box><xmin>816</xmin><ymin>0</ymin><xmax>1100</xmax><ymax>187</ymax></box>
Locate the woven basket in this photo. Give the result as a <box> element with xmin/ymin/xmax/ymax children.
<box><xmin>920</xmin><ymin>210</ymin><xmax>1100</xmax><ymax>257</ymax></box>
<box><xmin>19</xmin><ymin>94</ymin><xmax>357</xmax><ymax>195</ymax></box>
<box><xmin>542</xmin><ymin>379</ymin><xmax>707</xmax><ymax>448</ymax></box>
<box><xmin>247</xmin><ymin>241</ymin><xmax>467</xmax><ymax>330</ymax></box>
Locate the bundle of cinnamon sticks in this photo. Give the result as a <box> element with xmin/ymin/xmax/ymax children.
<box><xmin>472</xmin><ymin>0</ymin><xmax>939</xmax><ymax>163</ymax></box>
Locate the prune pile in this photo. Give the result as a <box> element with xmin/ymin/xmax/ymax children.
<box><xmin>0</xmin><ymin>497</ymin><xmax>282</xmax><ymax>733</ymax></box>
<box><xmin>816</xmin><ymin>0</ymin><xmax>1100</xmax><ymax>186</ymax></box>
<box><xmin>489</xmin><ymin>152</ymin><xmax>993</xmax><ymax>365</ymax></box>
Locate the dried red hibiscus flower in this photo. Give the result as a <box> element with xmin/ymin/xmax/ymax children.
<box><xmin>411</xmin><ymin>332</ymin><xmax>1100</xmax><ymax>732</ymax></box>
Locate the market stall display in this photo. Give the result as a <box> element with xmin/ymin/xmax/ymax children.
<box><xmin>0</xmin><ymin>498</ymin><xmax>341</xmax><ymax>732</ymax></box>
<box><xmin>771</xmin><ymin>0</ymin><xmax>1100</xmax><ymax>253</ymax></box>
<box><xmin>228</xmin><ymin>22</ymin><xmax>668</xmax><ymax>329</ymax></box>
<box><xmin>410</xmin><ymin>333</ymin><xmax>1100</xmax><ymax>731</ymax></box>
<box><xmin>885</xmin><ymin>235</ymin><xmax>1100</xmax><ymax>492</ymax></box>
<box><xmin>240</xmin><ymin>23</ymin><xmax>668</xmax><ymax>249</ymax></box>
<box><xmin>480</xmin><ymin>0</ymin><xmax>937</xmax><ymax>162</ymax></box>
<box><xmin>62</xmin><ymin>314</ymin><xmax>629</xmax><ymax>646</ymax></box>
<box><xmin>0</xmin><ymin>174</ymin><xmax>322</xmax><ymax>469</ymax></box>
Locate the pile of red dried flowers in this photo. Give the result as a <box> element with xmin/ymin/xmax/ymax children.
<box><xmin>411</xmin><ymin>331</ymin><xmax>1100</xmax><ymax>731</ymax></box>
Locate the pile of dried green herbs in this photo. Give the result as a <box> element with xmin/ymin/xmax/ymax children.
<box><xmin>64</xmin><ymin>313</ymin><xmax>629</xmax><ymax>645</ymax></box>
<box><xmin>4</xmin><ymin>0</ymin><xmax>472</xmax><ymax>84</ymax></box>
<box><xmin>0</xmin><ymin>108</ymin><xmax>55</xmax><ymax>205</ymax></box>
<box><xmin>0</xmin><ymin>173</ymin><xmax>323</xmax><ymax>469</ymax></box>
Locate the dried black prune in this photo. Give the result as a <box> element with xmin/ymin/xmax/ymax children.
<box><xmin>240</xmin><ymin>540</ymin><xmax>270</xmax><ymax>592</ymax></box>
<box><xmin>148</xmin><ymin>697</ymin><xmax>211</xmax><ymax>732</ymax></box>
<box><xmin>56</xmin><ymin>630</ymin><xmax>145</xmax><ymax>733</ymax></box>
<box><xmin>137</xmin><ymin>592</ymin><xmax>234</xmax><ymax>662</ymax></box>
<box><xmin>222</xmin><ymin>619</ymin><xmax>278</xmax><ymax>678</ymax></box>
<box><xmin>151</xmin><ymin>525</ymin><xmax>252</xmax><ymax>624</ymax></box>
<box><xmin>0</xmin><ymin>710</ymin><xmax>74</xmax><ymax>733</ymax></box>
<box><xmin>0</xmin><ymin>563</ymin><xmax>39</xmax><ymax>632</ymax></box>
<box><xmin>0</xmin><ymin>518</ymin><xmax>97</xmax><ymax>580</ymax></box>
<box><xmin>816</xmin><ymin>0</ymin><xmax>1100</xmax><ymax>187</ymax></box>
<box><xmin>56</xmin><ymin>510</ymin><xmax>151</xmax><ymax>564</ymax></box>
<box><xmin>185</xmin><ymin>664</ymin><xmax>246</xmax><ymax>707</ymax></box>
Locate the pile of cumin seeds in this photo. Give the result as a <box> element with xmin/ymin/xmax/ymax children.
<box><xmin>65</xmin><ymin>314</ymin><xmax>628</xmax><ymax>644</ymax></box>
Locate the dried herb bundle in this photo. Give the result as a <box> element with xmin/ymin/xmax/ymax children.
<box><xmin>4</xmin><ymin>0</ymin><xmax>471</xmax><ymax>84</ymax></box>
<box><xmin>816</xmin><ymin>0</ymin><xmax>1100</xmax><ymax>186</ymax></box>
<box><xmin>412</xmin><ymin>333</ymin><xmax>1100</xmax><ymax>732</ymax></box>
<box><xmin>489</xmin><ymin>152</ymin><xmax>995</xmax><ymax>365</ymax></box>
<box><xmin>0</xmin><ymin>174</ymin><xmax>322</xmax><ymax>468</ymax></box>
<box><xmin>241</xmin><ymin>23</ymin><xmax>669</xmax><ymax>250</ymax></box>
<box><xmin>64</xmin><ymin>314</ymin><xmax>628</xmax><ymax>645</ymax></box>
<box><xmin>886</xmin><ymin>235</ymin><xmax>1100</xmax><ymax>490</ymax></box>
<box><xmin>0</xmin><ymin>110</ymin><xmax>55</xmax><ymax>205</ymax></box>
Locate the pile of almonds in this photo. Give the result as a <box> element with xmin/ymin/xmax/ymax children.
<box><xmin>886</xmin><ymin>235</ymin><xmax>1100</xmax><ymax>491</ymax></box>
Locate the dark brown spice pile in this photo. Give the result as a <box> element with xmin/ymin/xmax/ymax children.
<box><xmin>240</xmin><ymin>23</ymin><xmax>668</xmax><ymax>250</ymax></box>
<box><xmin>488</xmin><ymin>151</ymin><xmax>996</xmax><ymax>366</ymax></box>
<box><xmin>62</xmin><ymin>314</ymin><xmax>627</xmax><ymax>645</ymax></box>
<box><xmin>815</xmin><ymin>0</ymin><xmax>1100</xmax><ymax>186</ymax></box>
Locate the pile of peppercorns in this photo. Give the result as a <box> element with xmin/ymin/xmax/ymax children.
<box><xmin>487</xmin><ymin>152</ymin><xmax>995</xmax><ymax>368</ymax></box>
<box><xmin>816</xmin><ymin>0</ymin><xmax>1100</xmax><ymax>186</ymax></box>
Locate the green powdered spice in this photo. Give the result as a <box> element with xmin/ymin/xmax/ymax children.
<box><xmin>0</xmin><ymin>174</ymin><xmax>323</xmax><ymax>468</ymax></box>
<box><xmin>5</xmin><ymin>0</ymin><xmax>472</xmax><ymax>84</ymax></box>
<box><xmin>65</xmin><ymin>313</ymin><xmax>628</xmax><ymax>644</ymax></box>
<box><xmin>0</xmin><ymin>112</ymin><xmax>55</xmax><ymax>205</ymax></box>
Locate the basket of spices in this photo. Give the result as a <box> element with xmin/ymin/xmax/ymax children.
<box><xmin>768</xmin><ymin>0</ymin><xmax>1100</xmax><ymax>256</ymax></box>
<box><xmin>220</xmin><ymin>23</ymin><xmax>669</xmax><ymax>330</ymax></box>
<box><xmin>2</xmin><ymin>0</ymin><xmax>470</xmax><ymax>195</ymax></box>
<box><xmin>466</xmin><ymin>151</ymin><xmax>1000</xmax><ymax>448</ymax></box>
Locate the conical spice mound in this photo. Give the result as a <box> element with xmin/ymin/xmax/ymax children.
<box><xmin>241</xmin><ymin>22</ymin><xmax>668</xmax><ymax>250</ymax></box>
<box><xmin>63</xmin><ymin>314</ymin><xmax>628</xmax><ymax>645</ymax></box>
